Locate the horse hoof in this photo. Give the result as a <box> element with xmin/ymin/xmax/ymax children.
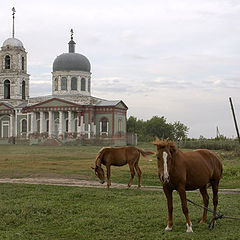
<box><xmin>186</xmin><ymin>223</ymin><xmax>193</xmax><ymax>233</ymax></box>
<box><xmin>200</xmin><ymin>219</ymin><xmax>206</xmax><ymax>224</ymax></box>
<box><xmin>165</xmin><ymin>226</ymin><xmax>172</xmax><ymax>232</ymax></box>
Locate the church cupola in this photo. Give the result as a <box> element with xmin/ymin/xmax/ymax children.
<box><xmin>0</xmin><ymin>7</ymin><xmax>30</xmax><ymax>102</ymax></box>
<box><xmin>52</xmin><ymin>29</ymin><xmax>91</xmax><ymax>97</ymax></box>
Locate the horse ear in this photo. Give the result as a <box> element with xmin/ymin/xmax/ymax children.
<box><xmin>152</xmin><ymin>137</ymin><xmax>160</xmax><ymax>145</ymax></box>
<box><xmin>170</xmin><ymin>142</ymin><xmax>178</xmax><ymax>155</ymax></box>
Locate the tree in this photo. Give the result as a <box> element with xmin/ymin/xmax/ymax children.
<box><xmin>172</xmin><ymin>121</ymin><xmax>189</xmax><ymax>140</ymax></box>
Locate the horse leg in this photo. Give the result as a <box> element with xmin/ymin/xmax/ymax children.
<box><xmin>199</xmin><ymin>185</ymin><xmax>209</xmax><ymax>223</ymax></box>
<box><xmin>211</xmin><ymin>180</ymin><xmax>220</xmax><ymax>222</ymax></box>
<box><xmin>163</xmin><ymin>186</ymin><xmax>173</xmax><ymax>231</ymax></box>
<box><xmin>127</xmin><ymin>164</ymin><xmax>135</xmax><ymax>188</ymax></box>
<box><xmin>106</xmin><ymin>165</ymin><xmax>111</xmax><ymax>189</ymax></box>
<box><xmin>178</xmin><ymin>188</ymin><xmax>193</xmax><ymax>233</ymax></box>
<box><xmin>134</xmin><ymin>162</ymin><xmax>142</xmax><ymax>189</ymax></box>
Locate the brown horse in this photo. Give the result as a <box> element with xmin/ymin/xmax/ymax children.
<box><xmin>92</xmin><ymin>146</ymin><xmax>154</xmax><ymax>188</ymax></box>
<box><xmin>152</xmin><ymin>138</ymin><xmax>222</xmax><ymax>233</ymax></box>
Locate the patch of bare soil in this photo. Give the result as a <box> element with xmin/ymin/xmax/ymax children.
<box><xmin>0</xmin><ymin>176</ymin><xmax>239</xmax><ymax>194</ymax></box>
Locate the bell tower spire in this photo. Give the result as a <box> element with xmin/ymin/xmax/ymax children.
<box><xmin>12</xmin><ymin>7</ymin><xmax>16</xmax><ymax>38</ymax></box>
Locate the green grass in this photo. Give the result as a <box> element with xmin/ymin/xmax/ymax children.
<box><xmin>0</xmin><ymin>144</ymin><xmax>239</xmax><ymax>188</ymax></box>
<box><xmin>0</xmin><ymin>184</ymin><xmax>239</xmax><ymax>240</ymax></box>
<box><xmin>0</xmin><ymin>143</ymin><xmax>240</xmax><ymax>188</ymax></box>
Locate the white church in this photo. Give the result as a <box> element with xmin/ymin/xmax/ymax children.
<box><xmin>0</xmin><ymin>8</ymin><xmax>128</xmax><ymax>145</ymax></box>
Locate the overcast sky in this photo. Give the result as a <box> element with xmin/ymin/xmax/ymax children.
<box><xmin>1</xmin><ymin>0</ymin><xmax>240</xmax><ymax>138</ymax></box>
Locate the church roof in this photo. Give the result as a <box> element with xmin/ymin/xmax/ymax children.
<box><xmin>53</xmin><ymin>53</ymin><xmax>91</xmax><ymax>72</ymax></box>
<box><xmin>2</xmin><ymin>38</ymin><xmax>24</xmax><ymax>48</ymax></box>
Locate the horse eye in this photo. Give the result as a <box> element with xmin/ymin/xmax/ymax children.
<box><xmin>157</xmin><ymin>157</ymin><xmax>160</xmax><ymax>161</ymax></box>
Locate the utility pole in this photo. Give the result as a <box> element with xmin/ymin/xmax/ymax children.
<box><xmin>229</xmin><ymin>97</ymin><xmax>240</xmax><ymax>145</ymax></box>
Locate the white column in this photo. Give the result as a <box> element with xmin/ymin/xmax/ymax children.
<box><xmin>68</xmin><ymin>111</ymin><xmax>72</xmax><ymax>133</ymax></box>
<box><xmin>77</xmin><ymin>76</ymin><xmax>81</xmax><ymax>92</ymax></box>
<box><xmin>80</xmin><ymin>115</ymin><xmax>84</xmax><ymax>132</ymax></box>
<box><xmin>58</xmin><ymin>111</ymin><xmax>63</xmax><ymax>138</ymax></box>
<box><xmin>48</xmin><ymin>111</ymin><xmax>53</xmax><ymax>138</ymax></box>
<box><xmin>100</xmin><ymin>121</ymin><xmax>102</xmax><ymax>135</ymax></box>
<box><xmin>40</xmin><ymin>112</ymin><xmax>44</xmax><ymax>134</ymax></box>
<box><xmin>9</xmin><ymin>114</ymin><xmax>13</xmax><ymax>137</ymax></box>
<box><xmin>27</xmin><ymin>113</ymin><xmax>30</xmax><ymax>138</ymax></box>
<box><xmin>67</xmin><ymin>76</ymin><xmax>71</xmax><ymax>92</ymax></box>
<box><xmin>88</xmin><ymin>123</ymin><xmax>91</xmax><ymax>139</ymax></box>
<box><xmin>31</xmin><ymin>112</ymin><xmax>36</xmax><ymax>134</ymax></box>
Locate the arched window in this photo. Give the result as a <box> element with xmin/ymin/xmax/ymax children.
<box><xmin>118</xmin><ymin>118</ymin><xmax>122</xmax><ymax>132</ymax></box>
<box><xmin>61</xmin><ymin>77</ymin><xmax>67</xmax><ymax>90</ymax></box>
<box><xmin>21</xmin><ymin>56</ymin><xmax>24</xmax><ymax>71</ymax></box>
<box><xmin>101</xmin><ymin>117</ymin><xmax>108</xmax><ymax>133</ymax></box>
<box><xmin>71</xmin><ymin>77</ymin><xmax>77</xmax><ymax>90</ymax></box>
<box><xmin>4</xmin><ymin>80</ymin><xmax>10</xmax><ymax>99</ymax></box>
<box><xmin>21</xmin><ymin>119</ymin><xmax>27</xmax><ymax>133</ymax></box>
<box><xmin>81</xmin><ymin>78</ymin><xmax>86</xmax><ymax>91</ymax></box>
<box><xmin>5</xmin><ymin>55</ymin><xmax>10</xmax><ymax>69</ymax></box>
<box><xmin>54</xmin><ymin>78</ymin><xmax>58</xmax><ymax>91</ymax></box>
<box><xmin>88</xmin><ymin>79</ymin><xmax>90</xmax><ymax>92</ymax></box>
<box><xmin>66</xmin><ymin>119</ymin><xmax>69</xmax><ymax>132</ymax></box>
<box><xmin>22</xmin><ymin>81</ymin><xmax>26</xmax><ymax>100</ymax></box>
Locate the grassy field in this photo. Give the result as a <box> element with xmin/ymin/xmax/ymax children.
<box><xmin>0</xmin><ymin>143</ymin><xmax>239</xmax><ymax>188</ymax></box>
<box><xmin>0</xmin><ymin>143</ymin><xmax>239</xmax><ymax>239</ymax></box>
<box><xmin>0</xmin><ymin>184</ymin><xmax>239</xmax><ymax>240</ymax></box>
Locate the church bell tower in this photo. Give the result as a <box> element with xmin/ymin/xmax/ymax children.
<box><xmin>0</xmin><ymin>7</ymin><xmax>30</xmax><ymax>104</ymax></box>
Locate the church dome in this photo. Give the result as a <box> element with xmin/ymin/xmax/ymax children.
<box><xmin>2</xmin><ymin>37</ymin><xmax>24</xmax><ymax>48</ymax></box>
<box><xmin>53</xmin><ymin>53</ymin><xmax>91</xmax><ymax>72</ymax></box>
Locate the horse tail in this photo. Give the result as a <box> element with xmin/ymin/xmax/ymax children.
<box><xmin>137</xmin><ymin>148</ymin><xmax>155</xmax><ymax>157</ymax></box>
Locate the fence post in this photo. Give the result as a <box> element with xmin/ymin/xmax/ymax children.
<box><xmin>229</xmin><ymin>97</ymin><xmax>240</xmax><ymax>145</ymax></box>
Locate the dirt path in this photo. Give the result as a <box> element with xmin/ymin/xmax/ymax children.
<box><xmin>0</xmin><ymin>177</ymin><xmax>239</xmax><ymax>194</ymax></box>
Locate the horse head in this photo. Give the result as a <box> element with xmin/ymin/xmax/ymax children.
<box><xmin>152</xmin><ymin>138</ymin><xmax>178</xmax><ymax>184</ymax></box>
<box><xmin>91</xmin><ymin>157</ymin><xmax>105</xmax><ymax>184</ymax></box>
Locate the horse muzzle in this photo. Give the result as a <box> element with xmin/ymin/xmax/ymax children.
<box><xmin>160</xmin><ymin>175</ymin><xmax>170</xmax><ymax>184</ymax></box>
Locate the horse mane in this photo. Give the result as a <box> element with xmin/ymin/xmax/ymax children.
<box><xmin>152</xmin><ymin>137</ymin><xmax>178</xmax><ymax>154</ymax></box>
<box><xmin>95</xmin><ymin>147</ymin><xmax>111</xmax><ymax>167</ymax></box>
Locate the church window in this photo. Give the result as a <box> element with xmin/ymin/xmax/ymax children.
<box><xmin>71</xmin><ymin>77</ymin><xmax>77</xmax><ymax>90</ymax></box>
<box><xmin>5</xmin><ymin>55</ymin><xmax>10</xmax><ymax>69</ymax></box>
<box><xmin>101</xmin><ymin>117</ymin><xmax>108</xmax><ymax>133</ymax></box>
<box><xmin>61</xmin><ymin>77</ymin><xmax>67</xmax><ymax>90</ymax></box>
<box><xmin>21</xmin><ymin>119</ymin><xmax>27</xmax><ymax>133</ymax></box>
<box><xmin>4</xmin><ymin>80</ymin><xmax>10</xmax><ymax>99</ymax></box>
<box><xmin>81</xmin><ymin>78</ymin><xmax>86</xmax><ymax>91</ymax></box>
<box><xmin>21</xmin><ymin>57</ymin><xmax>24</xmax><ymax>71</ymax></box>
<box><xmin>118</xmin><ymin>118</ymin><xmax>122</xmax><ymax>132</ymax></box>
<box><xmin>46</xmin><ymin>120</ymin><xmax>49</xmax><ymax>132</ymax></box>
<box><xmin>54</xmin><ymin>78</ymin><xmax>58</xmax><ymax>91</ymax></box>
<box><xmin>88</xmin><ymin>79</ymin><xmax>90</xmax><ymax>92</ymax></box>
<box><xmin>22</xmin><ymin>81</ymin><xmax>26</xmax><ymax>100</ymax></box>
<box><xmin>66</xmin><ymin>119</ymin><xmax>69</xmax><ymax>132</ymax></box>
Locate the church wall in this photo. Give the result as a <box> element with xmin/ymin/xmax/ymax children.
<box><xmin>113</xmin><ymin>112</ymin><xmax>126</xmax><ymax>136</ymax></box>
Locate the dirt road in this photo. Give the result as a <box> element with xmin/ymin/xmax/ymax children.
<box><xmin>0</xmin><ymin>177</ymin><xmax>239</xmax><ymax>194</ymax></box>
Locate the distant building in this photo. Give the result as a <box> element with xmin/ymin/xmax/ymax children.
<box><xmin>0</xmin><ymin>9</ymin><xmax>127</xmax><ymax>145</ymax></box>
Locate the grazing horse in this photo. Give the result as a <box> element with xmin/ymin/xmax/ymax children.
<box><xmin>152</xmin><ymin>138</ymin><xmax>222</xmax><ymax>233</ymax></box>
<box><xmin>92</xmin><ymin>146</ymin><xmax>154</xmax><ymax>188</ymax></box>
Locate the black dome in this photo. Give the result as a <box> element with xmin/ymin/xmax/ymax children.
<box><xmin>53</xmin><ymin>53</ymin><xmax>91</xmax><ymax>72</ymax></box>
